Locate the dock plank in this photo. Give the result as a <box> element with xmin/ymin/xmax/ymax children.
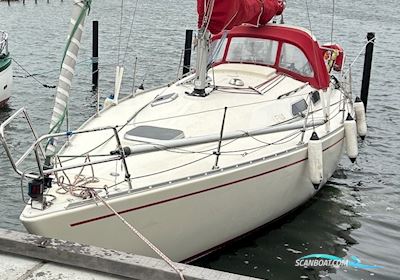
<box><xmin>0</xmin><ymin>228</ymin><xmax>261</xmax><ymax>280</ymax></box>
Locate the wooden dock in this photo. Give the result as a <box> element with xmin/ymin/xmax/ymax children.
<box><xmin>0</xmin><ymin>228</ymin><xmax>260</xmax><ymax>280</ymax></box>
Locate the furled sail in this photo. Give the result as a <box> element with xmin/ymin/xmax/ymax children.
<box><xmin>198</xmin><ymin>0</ymin><xmax>285</xmax><ymax>34</ymax></box>
<box><xmin>46</xmin><ymin>0</ymin><xmax>92</xmax><ymax>158</ymax></box>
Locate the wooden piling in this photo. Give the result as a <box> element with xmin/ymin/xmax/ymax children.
<box><xmin>92</xmin><ymin>20</ymin><xmax>99</xmax><ymax>92</ymax></box>
<box><xmin>183</xmin><ymin>29</ymin><xmax>193</xmax><ymax>76</ymax></box>
<box><xmin>360</xmin><ymin>32</ymin><xmax>375</xmax><ymax>112</ymax></box>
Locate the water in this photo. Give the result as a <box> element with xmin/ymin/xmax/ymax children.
<box><xmin>0</xmin><ymin>1</ymin><xmax>399</xmax><ymax>279</ymax></box>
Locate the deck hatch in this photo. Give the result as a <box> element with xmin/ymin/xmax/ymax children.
<box><xmin>125</xmin><ymin>126</ymin><xmax>185</xmax><ymax>141</ymax></box>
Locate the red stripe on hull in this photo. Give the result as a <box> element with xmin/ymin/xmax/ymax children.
<box><xmin>70</xmin><ymin>136</ymin><xmax>344</xmax><ymax>227</ymax></box>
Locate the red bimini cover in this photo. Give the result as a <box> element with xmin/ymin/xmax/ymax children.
<box><xmin>198</xmin><ymin>0</ymin><xmax>285</xmax><ymax>34</ymax></box>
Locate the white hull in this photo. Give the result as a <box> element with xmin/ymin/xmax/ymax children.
<box><xmin>0</xmin><ymin>62</ymin><xmax>12</xmax><ymax>106</ymax></box>
<box><xmin>1</xmin><ymin>23</ymin><xmax>360</xmax><ymax>263</ymax></box>
<box><xmin>21</xmin><ymin>126</ymin><xmax>344</xmax><ymax>262</ymax></box>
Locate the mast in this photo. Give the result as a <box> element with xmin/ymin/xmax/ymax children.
<box><xmin>191</xmin><ymin>0</ymin><xmax>214</xmax><ymax>96</ymax></box>
<box><xmin>192</xmin><ymin>29</ymin><xmax>211</xmax><ymax>96</ymax></box>
<box><xmin>46</xmin><ymin>0</ymin><xmax>92</xmax><ymax>160</ymax></box>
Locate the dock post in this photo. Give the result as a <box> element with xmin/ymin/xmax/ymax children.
<box><xmin>182</xmin><ymin>29</ymin><xmax>193</xmax><ymax>76</ymax></box>
<box><xmin>92</xmin><ymin>20</ymin><xmax>99</xmax><ymax>92</ymax></box>
<box><xmin>360</xmin><ymin>32</ymin><xmax>375</xmax><ymax>112</ymax></box>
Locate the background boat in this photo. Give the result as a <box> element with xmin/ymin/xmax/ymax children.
<box><xmin>0</xmin><ymin>30</ymin><xmax>12</xmax><ymax>107</ymax></box>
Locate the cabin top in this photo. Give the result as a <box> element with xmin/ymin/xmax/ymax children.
<box><xmin>211</xmin><ymin>24</ymin><xmax>340</xmax><ymax>89</ymax></box>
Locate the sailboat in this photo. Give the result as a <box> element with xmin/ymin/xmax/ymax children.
<box><xmin>0</xmin><ymin>0</ymin><xmax>369</xmax><ymax>262</ymax></box>
<box><xmin>0</xmin><ymin>31</ymin><xmax>12</xmax><ymax>107</ymax></box>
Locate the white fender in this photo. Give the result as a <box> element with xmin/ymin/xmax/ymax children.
<box><xmin>135</xmin><ymin>88</ymin><xmax>144</xmax><ymax>95</ymax></box>
<box><xmin>344</xmin><ymin>114</ymin><xmax>358</xmax><ymax>163</ymax></box>
<box><xmin>308</xmin><ymin>132</ymin><xmax>323</xmax><ymax>189</ymax></box>
<box><xmin>354</xmin><ymin>97</ymin><xmax>367</xmax><ymax>140</ymax></box>
<box><xmin>134</xmin><ymin>84</ymin><xmax>145</xmax><ymax>96</ymax></box>
<box><xmin>103</xmin><ymin>96</ymin><xmax>114</xmax><ymax>109</ymax></box>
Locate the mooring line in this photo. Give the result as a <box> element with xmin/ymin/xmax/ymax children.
<box><xmin>91</xmin><ymin>191</ymin><xmax>185</xmax><ymax>280</ymax></box>
<box><xmin>12</xmin><ymin>58</ymin><xmax>56</xmax><ymax>88</ymax></box>
<box><xmin>17</xmin><ymin>262</ymin><xmax>46</xmax><ymax>280</ymax></box>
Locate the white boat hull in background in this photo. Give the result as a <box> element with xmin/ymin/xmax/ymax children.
<box><xmin>21</xmin><ymin>128</ymin><xmax>344</xmax><ymax>262</ymax></box>
<box><xmin>0</xmin><ymin>62</ymin><xmax>12</xmax><ymax>107</ymax></box>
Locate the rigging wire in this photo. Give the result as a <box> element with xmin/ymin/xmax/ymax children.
<box><xmin>54</xmin><ymin>100</ymin><xmax>341</xmax><ymax>172</ymax></box>
<box><xmin>56</xmin><ymin>91</ymin><xmax>163</xmax><ymax>165</ymax></box>
<box><xmin>103</xmin><ymin>105</ymin><xmax>341</xmax><ymax>180</ymax></box>
<box><xmin>13</xmin><ymin>58</ymin><xmax>93</xmax><ymax>79</ymax></box>
<box><xmin>51</xmin><ymin>85</ymin><xmax>343</xmax><ymax>166</ymax></box>
<box><xmin>45</xmin><ymin>100</ymin><xmax>347</xmax><ymax>210</ymax></box>
<box><xmin>49</xmin><ymin>92</ymin><xmax>329</xmax><ymax>167</ymax></box>
<box><xmin>221</xmin><ymin>131</ymin><xmax>302</xmax><ymax>155</ymax></box>
<box><xmin>238</xmin><ymin>131</ymin><xmax>304</xmax><ymax>156</ymax></box>
<box><xmin>129</xmin><ymin>92</ymin><xmax>311</xmax><ymax>127</ymax></box>
<box><xmin>331</xmin><ymin>0</ymin><xmax>335</xmax><ymax>43</ymax></box>
<box><xmin>12</xmin><ymin>58</ymin><xmax>56</xmax><ymax>88</ymax></box>
<box><xmin>305</xmin><ymin>0</ymin><xmax>313</xmax><ymax>34</ymax></box>
<box><xmin>131</xmin><ymin>154</ymin><xmax>213</xmax><ymax>180</ymax></box>
<box><xmin>117</xmin><ymin>0</ymin><xmax>124</xmax><ymax>66</ymax></box>
<box><xmin>50</xmin><ymin>101</ymin><xmax>345</xmax><ymax>187</ymax></box>
<box><xmin>342</xmin><ymin>37</ymin><xmax>375</xmax><ymax>77</ymax></box>
<box><xmin>201</xmin><ymin>0</ymin><xmax>216</xmax><ymax>34</ymax></box>
<box><xmin>121</xmin><ymin>0</ymin><xmax>140</xmax><ymax>66</ymax></box>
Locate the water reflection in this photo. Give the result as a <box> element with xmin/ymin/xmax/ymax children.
<box><xmin>194</xmin><ymin>168</ymin><xmax>362</xmax><ymax>279</ymax></box>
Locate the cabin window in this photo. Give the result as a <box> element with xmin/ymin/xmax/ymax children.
<box><xmin>226</xmin><ymin>37</ymin><xmax>278</xmax><ymax>65</ymax></box>
<box><xmin>279</xmin><ymin>43</ymin><xmax>314</xmax><ymax>77</ymax></box>
<box><xmin>210</xmin><ymin>39</ymin><xmax>227</xmax><ymax>64</ymax></box>
<box><xmin>311</xmin><ymin>91</ymin><xmax>320</xmax><ymax>104</ymax></box>
<box><xmin>291</xmin><ymin>99</ymin><xmax>308</xmax><ymax>116</ymax></box>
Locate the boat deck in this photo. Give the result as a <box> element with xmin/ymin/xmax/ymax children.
<box><xmin>20</xmin><ymin>63</ymin><xmax>344</xmax><ymax>216</ymax></box>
